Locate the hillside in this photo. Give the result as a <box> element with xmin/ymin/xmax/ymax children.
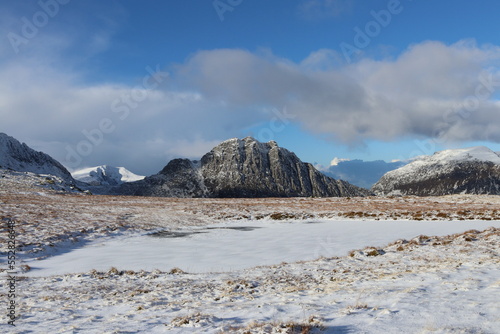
<box><xmin>372</xmin><ymin>146</ymin><xmax>500</xmax><ymax>196</ymax></box>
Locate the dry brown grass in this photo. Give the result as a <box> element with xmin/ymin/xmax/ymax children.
<box><xmin>170</xmin><ymin>312</ymin><xmax>216</xmax><ymax>327</ymax></box>
<box><xmin>168</xmin><ymin>267</ymin><xmax>186</xmax><ymax>275</ymax></box>
<box><xmin>220</xmin><ymin>315</ymin><xmax>324</xmax><ymax>334</ymax></box>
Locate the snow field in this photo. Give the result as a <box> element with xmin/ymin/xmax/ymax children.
<box><xmin>23</xmin><ymin>219</ymin><xmax>500</xmax><ymax>277</ymax></box>
<box><xmin>3</xmin><ymin>226</ymin><xmax>499</xmax><ymax>333</ymax></box>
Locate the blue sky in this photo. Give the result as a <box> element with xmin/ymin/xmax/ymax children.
<box><xmin>2</xmin><ymin>0</ymin><xmax>500</xmax><ymax>175</ymax></box>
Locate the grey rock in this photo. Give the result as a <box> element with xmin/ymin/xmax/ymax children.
<box><xmin>113</xmin><ymin>137</ymin><xmax>371</xmax><ymax>198</ymax></box>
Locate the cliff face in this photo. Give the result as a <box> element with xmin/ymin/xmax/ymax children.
<box><xmin>114</xmin><ymin>137</ymin><xmax>371</xmax><ymax>198</ymax></box>
<box><xmin>372</xmin><ymin>146</ymin><xmax>500</xmax><ymax>196</ymax></box>
<box><xmin>200</xmin><ymin>137</ymin><xmax>368</xmax><ymax>197</ymax></box>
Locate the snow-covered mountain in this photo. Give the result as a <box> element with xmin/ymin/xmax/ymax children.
<box><xmin>372</xmin><ymin>146</ymin><xmax>500</xmax><ymax>196</ymax></box>
<box><xmin>0</xmin><ymin>132</ymin><xmax>73</xmax><ymax>181</ymax></box>
<box><xmin>72</xmin><ymin>165</ymin><xmax>145</xmax><ymax>186</ymax></box>
<box><xmin>114</xmin><ymin>137</ymin><xmax>372</xmax><ymax>198</ymax></box>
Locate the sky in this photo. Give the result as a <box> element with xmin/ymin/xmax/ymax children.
<box><xmin>2</xmin><ymin>0</ymin><xmax>500</xmax><ymax>176</ymax></box>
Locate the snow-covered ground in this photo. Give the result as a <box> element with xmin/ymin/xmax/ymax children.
<box><xmin>3</xmin><ymin>226</ymin><xmax>500</xmax><ymax>333</ymax></box>
<box><xmin>1</xmin><ymin>172</ymin><xmax>500</xmax><ymax>333</ymax></box>
<box><xmin>24</xmin><ymin>219</ymin><xmax>500</xmax><ymax>277</ymax></box>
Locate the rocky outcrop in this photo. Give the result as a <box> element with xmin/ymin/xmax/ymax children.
<box><xmin>372</xmin><ymin>146</ymin><xmax>500</xmax><ymax>196</ymax></box>
<box><xmin>115</xmin><ymin>159</ymin><xmax>208</xmax><ymax>197</ymax></box>
<box><xmin>114</xmin><ymin>137</ymin><xmax>371</xmax><ymax>198</ymax></box>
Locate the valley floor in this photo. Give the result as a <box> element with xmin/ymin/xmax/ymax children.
<box><xmin>1</xmin><ymin>171</ymin><xmax>499</xmax><ymax>333</ymax></box>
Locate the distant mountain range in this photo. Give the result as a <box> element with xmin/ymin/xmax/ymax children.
<box><xmin>72</xmin><ymin>165</ymin><xmax>145</xmax><ymax>186</ymax></box>
<box><xmin>0</xmin><ymin>133</ymin><xmax>369</xmax><ymax>198</ymax></box>
<box><xmin>112</xmin><ymin>137</ymin><xmax>371</xmax><ymax>198</ymax></box>
<box><xmin>4</xmin><ymin>131</ymin><xmax>500</xmax><ymax>197</ymax></box>
<box><xmin>372</xmin><ymin>146</ymin><xmax>500</xmax><ymax>196</ymax></box>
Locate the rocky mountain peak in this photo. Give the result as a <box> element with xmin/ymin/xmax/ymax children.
<box><xmin>160</xmin><ymin>159</ymin><xmax>197</xmax><ymax>176</ymax></box>
<box><xmin>114</xmin><ymin>137</ymin><xmax>371</xmax><ymax>198</ymax></box>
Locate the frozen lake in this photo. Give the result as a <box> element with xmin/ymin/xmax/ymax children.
<box><xmin>25</xmin><ymin>219</ymin><xmax>500</xmax><ymax>276</ymax></box>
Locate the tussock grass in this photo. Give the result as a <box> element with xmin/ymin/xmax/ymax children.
<box><xmin>220</xmin><ymin>315</ymin><xmax>324</xmax><ymax>333</ymax></box>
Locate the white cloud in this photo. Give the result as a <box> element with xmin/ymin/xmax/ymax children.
<box><xmin>300</xmin><ymin>49</ymin><xmax>345</xmax><ymax>71</ymax></box>
<box><xmin>0</xmin><ymin>55</ymin><xmax>268</xmax><ymax>174</ymax></box>
<box><xmin>330</xmin><ymin>157</ymin><xmax>350</xmax><ymax>166</ymax></box>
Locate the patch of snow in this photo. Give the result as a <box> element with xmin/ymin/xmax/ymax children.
<box><xmin>430</xmin><ymin>146</ymin><xmax>500</xmax><ymax>164</ymax></box>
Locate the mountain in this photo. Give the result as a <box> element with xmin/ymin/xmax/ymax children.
<box><xmin>114</xmin><ymin>137</ymin><xmax>371</xmax><ymax>198</ymax></box>
<box><xmin>0</xmin><ymin>132</ymin><xmax>73</xmax><ymax>181</ymax></box>
<box><xmin>320</xmin><ymin>159</ymin><xmax>407</xmax><ymax>189</ymax></box>
<box><xmin>372</xmin><ymin>146</ymin><xmax>500</xmax><ymax>196</ymax></box>
<box><xmin>115</xmin><ymin>158</ymin><xmax>208</xmax><ymax>197</ymax></box>
<box><xmin>72</xmin><ymin>165</ymin><xmax>145</xmax><ymax>186</ymax></box>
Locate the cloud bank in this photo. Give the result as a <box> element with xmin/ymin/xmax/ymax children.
<box><xmin>175</xmin><ymin>40</ymin><xmax>500</xmax><ymax>144</ymax></box>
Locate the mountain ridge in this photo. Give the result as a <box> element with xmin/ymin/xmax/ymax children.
<box><xmin>372</xmin><ymin>146</ymin><xmax>500</xmax><ymax>196</ymax></box>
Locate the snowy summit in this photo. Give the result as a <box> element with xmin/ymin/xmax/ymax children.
<box><xmin>72</xmin><ymin>165</ymin><xmax>145</xmax><ymax>186</ymax></box>
<box><xmin>411</xmin><ymin>146</ymin><xmax>500</xmax><ymax>166</ymax></box>
<box><xmin>372</xmin><ymin>146</ymin><xmax>500</xmax><ymax>196</ymax></box>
